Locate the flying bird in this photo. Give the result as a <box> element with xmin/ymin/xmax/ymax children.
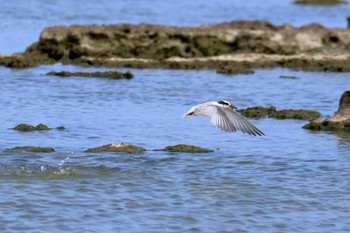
<box><xmin>183</xmin><ymin>100</ymin><xmax>264</xmax><ymax>136</ymax></box>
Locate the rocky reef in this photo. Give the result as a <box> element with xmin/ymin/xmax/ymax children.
<box><xmin>46</xmin><ymin>70</ymin><xmax>133</xmax><ymax>79</ymax></box>
<box><xmin>13</xmin><ymin>123</ymin><xmax>65</xmax><ymax>132</ymax></box>
<box><xmin>1</xmin><ymin>20</ymin><xmax>350</xmax><ymax>72</ymax></box>
<box><xmin>13</xmin><ymin>123</ymin><xmax>50</xmax><ymax>132</ymax></box>
<box><xmin>303</xmin><ymin>90</ymin><xmax>350</xmax><ymax>131</ymax></box>
<box><xmin>11</xmin><ymin>146</ymin><xmax>55</xmax><ymax>153</ymax></box>
<box><xmin>86</xmin><ymin>143</ymin><xmax>146</xmax><ymax>153</ymax></box>
<box><xmin>155</xmin><ymin>144</ymin><xmax>213</xmax><ymax>153</ymax></box>
<box><xmin>238</xmin><ymin>106</ymin><xmax>320</xmax><ymax>120</ymax></box>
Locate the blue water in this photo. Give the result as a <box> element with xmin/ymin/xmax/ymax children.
<box><xmin>1</xmin><ymin>1</ymin><xmax>350</xmax><ymax>233</ymax></box>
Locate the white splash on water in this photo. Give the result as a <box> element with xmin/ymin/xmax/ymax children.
<box><xmin>55</xmin><ymin>157</ymin><xmax>70</xmax><ymax>175</ymax></box>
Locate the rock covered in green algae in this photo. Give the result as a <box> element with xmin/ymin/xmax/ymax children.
<box><xmin>238</xmin><ymin>106</ymin><xmax>320</xmax><ymax>120</ymax></box>
<box><xmin>156</xmin><ymin>144</ymin><xmax>213</xmax><ymax>153</ymax></box>
<box><xmin>11</xmin><ymin>146</ymin><xmax>55</xmax><ymax>153</ymax></box>
<box><xmin>238</xmin><ymin>106</ymin><xmax>276</xmax><ymax>118</ymax></box>
<box><xmin>46</xmin><ymin>70</ymin><xmax>133</xmax><ymax>79</ymax></box>
<box><xmin>0</xmin><ymin>54</ymin><xmax>54</xmax><ymax>69</ymax></box>
<box><xmin>13</xmin><ymin>124</ymin><xmax>66</xmax><ymax>132</ymax></box>
<box><xmin>86</xmin><ymin>143</ymin><xmax>146</xmax><ymax>153</ymax></box>
<box><xmin>55</xmin><ymin>126</ymin><xmax>66</xmax><ymax>131</ymax></box>
<box><xmin>303</xmin><ymin>90</ymin><xmax>350</xmax><ymax>131</ymax></box>
<box><xmin>269</xmin><ymin>109</ymin><xmax>320</xmax><ymax>120</ymax></box>
<box><xmin>13</xmin><ymin>123</ymin><xmax>50</xmax><ymax>132</ymax></box>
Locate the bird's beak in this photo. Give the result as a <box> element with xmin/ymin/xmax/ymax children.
<box><xmin>182</xmin><ymin>111</ymin><xmax>194</xmax><ymax>119</ymax></box>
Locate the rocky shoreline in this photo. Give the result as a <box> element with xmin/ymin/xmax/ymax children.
<box><xmin>1</xmin><ymin>20</ymin><xmax>350</xmax><ymax>72</ymax></box>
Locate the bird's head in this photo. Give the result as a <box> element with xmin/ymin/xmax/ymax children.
<box><xmin>182</xmin><ymin>106</ymin><xmax>196</xmax><ymax>118</ymax></box>
<box><xmin>217</xmin><ymin>100</ymin><xmax>237</xmax><ymax>110</ymax></box>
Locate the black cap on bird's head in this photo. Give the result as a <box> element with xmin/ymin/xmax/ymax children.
<box><xmin>217</xmin><ymin>100</ymin><xmax>237</xmax><ymax>109</ymax></box>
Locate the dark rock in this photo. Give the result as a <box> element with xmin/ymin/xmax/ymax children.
<box><xmin>294</xmin><ymin>0</ymin><xmax>347</xmax><ymax>5</ymax></box>
<box><xmin>303</xmin><ymin>90</ymin><xmax>350</xmax><ymax>131</ymax></box>
<box><xmin>12</xmin><ymin>146</ymin><xmax>55</xmax><ymax>153</ymax></box>
<box><xmin>46</xmin><ymin>70</ymin><xmax>133</xmax><ymax>79</ymax></box>
<box><xmin>217</xmin><ymin>65</ymin><xmax>255</xmax><ymax>75</ymax></box>
<box><xmin>156</xmin><ymin>144</ymin><xmax>213</xmax><ymax>153</ymax></box>
<box><xmin>279</xmin><ymin>75</ymin><xmax>300</xmax><ymax>80</ymax></box>
<box><xmin>56</xmin><ymin>126</ymin><xmax>66</xmax><ymax>130</ymax></box>
<box><xmin>13</xmin><ymin>123</ymin><xmax>50</xmax><ymax>132</ymax></box>
<box><xmin>86</xmin><ymin>143</ymin><xmax>146</xmax><ymax>153</ymax></box>
<box><xmin>0</xmin><ymin>54</ymin><xmax>54</xmax><ymax>68</ymax></box>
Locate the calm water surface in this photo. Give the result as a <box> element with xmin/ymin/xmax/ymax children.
<box><xmin>1</xmin><ymin>65</ymin><xmax>350</xmax><ymax>232</ymax></box>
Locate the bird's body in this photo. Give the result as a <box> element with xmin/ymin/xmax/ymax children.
<box><xmin>183</xmin><ymin>100</ymin><xmax>264</xmax><ymax>136</ymax></box>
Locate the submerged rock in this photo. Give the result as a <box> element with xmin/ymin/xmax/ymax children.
<box><xmin>293</xmin><ymin>0</ymin><xmax>347</xmax><ymax>5</ymax></box>
<box><xmin>216</xmin><ymin>65</ymin><xmax>255</xmax><ymax>75</ymax></box>
<box><xmin>279</xmin><ymin>75</ymin><xmax>300</xmax><ymax>80</ymax></box>
<box><xmin>11</xmin><ymin>146</ymin><xmax>55</xmax><ymax>153</ymax></box>
<box><xmin>56</xmin><ymin>126</ymin><xmax>66</xmax><ymax>131</ymax></box>
<box><xmin>13</xmin><ymin>123</ymin><xmax>50</xmax><ymax>132</ymax></box>
<box><xmin>46</xmin><ymin>70</ymin><xmax>133</xmax><ymax>79</ymax></box>
<box><xmin>86</xmin><ymin>143</ymin><xmax>146</xmax><ymax>153</ymax></box>
<box><xmin>303</xmin><ymin>90</ymin><xmax>350</xmax><ymax>131</ymax></box>
<box><xmin>238</xmin><ymin>106</ymin><xmax>320</xmax><ymax>120</ymax></box>
<box><xmin>156</xmin><ymin>144</ymin><xmax>213</xmax><ymax>153</ymax></box>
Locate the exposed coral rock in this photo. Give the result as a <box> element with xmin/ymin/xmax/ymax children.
<box><xmin>303</xmin><ymin>90</ymin><xmax>350</xmax><ymax>131</ymax></box>
<box><xmin>156</xmin><ymin>144</ymin><xmax>213</xmax><ymax>153</ymax></box>
<box><xmin>2</xmin><ymin>20</ymin><xmax>350</xmax><ymax>71</ymax></box>
<box><xmin>86</xmin><ymin>143</ymin><xmax>146</xmax><ymax>153</ymax></box>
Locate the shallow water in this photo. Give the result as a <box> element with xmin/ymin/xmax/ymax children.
<box><xmin>1</xmin><ymin>65</ymin><xmax>350</xmax><ymax>232</ymax></box>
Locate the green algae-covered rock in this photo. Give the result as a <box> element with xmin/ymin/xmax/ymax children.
<box><xmin>238</xmin><ymin>106</ymin><xmax>276</xmax><ymax>118</ymax></box>
<box><xmin>55</xmin><ymin>126</ymin><xmax>66</xmax><ymax>131</ymax></box>
<box><xmin>157</xmin><ymin>144</ymin><xmax>213</xmax><ymax>153</ymax></box>
<box><xmin>86</xmin><ymin>143</ymin><xmax>146</xmax><ymax>153</ymax></box>
<box><xmin>269</xmin><ymin>109</ymin><xmax>320</xmax><ymax>120</ymax></box>
<box><xmin>12</xmin><ymin>146</ymin><xmax>55</xmax><ymax>153</ymax></box>
<box><xmin>238</xmin><ymin>106</ymin><xmax>320</xmax><ymax>120</ymax></box>
<box><xmin>13</xmin><ymin>123</ymin><xmax>50</xmax><ymax>132</ymax></box>
<box><xmin>303</xmin><ymin>119</ymin><xmax>350</xmax><ymax>131</ymax></box>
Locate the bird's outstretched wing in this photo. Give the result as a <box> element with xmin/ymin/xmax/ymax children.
<box><xmin>195</xmin><ymin>104</ymin><xmax>237</xmax><ymax>132</ymax></box>
<box><xmin>222</xmin><ymin>108</ymin><xmax>265</xmax><ymax>136</ymax></box>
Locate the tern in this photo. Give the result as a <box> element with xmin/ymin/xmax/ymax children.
<box><xmin>183</xmin><ymin>100</ymin><xmax>264</xmax><ymax>136</ymax></box>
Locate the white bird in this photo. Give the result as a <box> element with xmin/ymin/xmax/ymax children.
<box><xmin>183</xmin><ymin>100</ymin><xmax>264</xmax><ymax>136</ymax></box>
